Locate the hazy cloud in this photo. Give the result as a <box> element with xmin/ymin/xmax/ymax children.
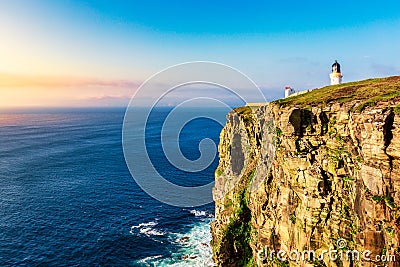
<box><xmin>370</xmin><ymin>63</ymin><xmax>398</xmax><ymax>75</ymax></box>
<box><xmin>0</xmin><ymin>73</ymin><xmax>141</xmax><ymax>88</ymax></box>
<box><xmin>82</xmin><ymin>95</ymin><xmax>132</xmax><ymax>107</ymax></box>
<box><xmin>279</xmin><ymin>56</ymin><xmax>309</xmax><ymax>63</ymax></box>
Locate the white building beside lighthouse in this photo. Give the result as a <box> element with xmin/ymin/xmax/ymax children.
<box><xmin>284</xmin><ymin>86</ymin><xmax>295</xmax><ymax>98</ymax></box>
<box><xmin>330</xmin><ymin>60</ymin><xmax>343</xmax><ymax>85</ymax></box>
<box><xmin>280</xmin><ymin>60</ymin><xmax>344</xmax><ymax>99</ymax></box>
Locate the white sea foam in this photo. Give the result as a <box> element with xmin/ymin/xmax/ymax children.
<box><xmin>189</xmin><ymin>209</ymin><xmax>213</xmax><ymax>218</ymax></box>
<box><xmin>131</xmin><ymin>221</ymin><xmax>158</xmax><ymax>230</ymax></box>
<box><xmin>130</xmin><ymin>221</ymin><xmax>165</xmax><ymax>237</ymax></box>
<box><xmin>137</xmin><ymin>255</ymin><xmax>163</xmax><ymax>264</ymax></box>
<box><xmin>140</xmin><ymin>227</ymin><xmax>166</xmax><ymax>237</ymax></box>
<box><xmin>137</xmin><ymin>218</ymin><xmax>215</xmax><ymax>266</ymax></box>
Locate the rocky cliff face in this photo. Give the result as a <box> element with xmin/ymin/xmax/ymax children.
<box><xmin>211</xmin><ymin>77</ymin><xmax>400</xmax><ymax>267</ymax></box>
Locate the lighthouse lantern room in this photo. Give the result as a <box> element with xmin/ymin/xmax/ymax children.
<box><xmin>330</xmin><ymin>60</ymin><xmax>343</xmax><ymax>85</ymax></box>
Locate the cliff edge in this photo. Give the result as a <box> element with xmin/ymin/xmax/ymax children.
<box><xmin>211</xmin><ymin>76</ymin><xmax>400</xmax><ymax>267</ymax></box>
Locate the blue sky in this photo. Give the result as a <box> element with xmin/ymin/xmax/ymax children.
<box><xmin>0</xmin><ymin>0</ymin><xmax>399</xmax><ymax>106</ymax></box>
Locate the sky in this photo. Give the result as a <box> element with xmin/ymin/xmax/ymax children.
<box><xmin>0</xmin><ymin>0</ymin><xmax>400</xmax><ymax>107</ymax></box>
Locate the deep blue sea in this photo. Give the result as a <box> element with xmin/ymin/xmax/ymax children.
<box><xmin>0</xmin><ymin>107</ymin><xmax>225</xmax><ymax>266</ymax></box>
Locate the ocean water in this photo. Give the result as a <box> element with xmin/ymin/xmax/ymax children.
<box><xmin>0</xmin><ymin>107</ymin><xmax>225</xmax><ymax>266</ymax></box>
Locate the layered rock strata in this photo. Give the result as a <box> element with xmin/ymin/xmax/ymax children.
<box><xmin>211</xmin><ymin>93</ymin><xmax>400</xmax><ymax>267</ymax></box>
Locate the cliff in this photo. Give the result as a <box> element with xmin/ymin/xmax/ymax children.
<box><xmin>211</xmin><ymin>76</ymin><xmax>400</xmax><ymax>267</ymax></box>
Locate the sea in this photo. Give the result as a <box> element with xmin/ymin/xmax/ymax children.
<box><xmin>0</xmin><ymin>107</ymin><xmax>227</xmax><ymax>266</ymax></box>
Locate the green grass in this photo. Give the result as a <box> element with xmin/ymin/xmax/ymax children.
<box><xmin>384</xmin><ymin>196</ymin><xmax>396</xmax><ymax>209</ymax></box>
<box><xmin>224</xmin><ymin>199</ymin><xmax>233</xmax><ymax>209</ymax></box>
<box><xmin>234</xmin><ymin>106</ymin><xmax>252</xmax><ymax>116</ymax></box>
<box><xmin>215</xmin><ymin>167</ymin><xmax>225</xmax><ymax>177</ymax></box>
<box><xmin>273</xmin><ymin>76</ymin><xmax>400</xmax><ymax>111</ymax></box>
<box><xmin>385</xmin><ymin>227</ymin><xmax>395</xmax><ymax>236</ymax></box>
<box><xmin>276</xmin><ymin>127</ymin><xmax>283</xmax><ymax>136</ymax></box>
<box><xmin>290</xmin><ymin>212</ymin><xmax>296</xmax><ymax>224</ymax></box>
<box><xmin>222</xmin><ymin>190</ymin><xmax>253</xmax><ymax>266</ymax></box>
<box><xmin>394</xmin><ymin>104</ymin><xmax>400</xmax><ymax>114</ymax></box>
<box><xmin>372</xmin><ymin>195</ymin><xmax>383</xmax><ymax>202</ymax></box>
<box><xmin>342</xmin><ymin>176</ymin><xmax>354</xmax><ymax>182</ymax></box>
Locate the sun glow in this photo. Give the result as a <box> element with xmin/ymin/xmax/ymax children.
<box><xmin>0</xmin><ymin>73</ymin><xmax>138</xmax><ymax>107</ymax></box>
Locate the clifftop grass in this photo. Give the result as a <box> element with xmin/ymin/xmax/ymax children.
<box><xmin>273</xmin><ymin>76</ymin><xmax>400</xmax><ymax>111</ymax></box>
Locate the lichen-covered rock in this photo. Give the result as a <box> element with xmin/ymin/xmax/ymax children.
<box><xmin>211</xmin><ymin>98</ymin><xmax>400</xmax><ymax>267</ymax></box>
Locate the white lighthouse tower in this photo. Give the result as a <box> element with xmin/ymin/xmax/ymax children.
<box><xmin>330</xmin><ymin>60</ymin><xmax>343</xmax><ymax>85</ymax></box>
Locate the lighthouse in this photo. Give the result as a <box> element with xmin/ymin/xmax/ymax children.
<box><xmin>330</xmin><ymin>60</ymin><xmax>343</xmax><ymax>85</ymax></box>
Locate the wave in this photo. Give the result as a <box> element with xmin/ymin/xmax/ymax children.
<box><xmin>137</xmin><ymin>255</ymin><xmax>163</xmax><ymax>264</ymax></box>
<box><xmin>130</xmin><ymin>220</ymin><xmax>165</xmax><ymax>237</ymax></box>
<box><xmin>130</xmin><ymin>221</ymin><xmax>158</xmax><ymax>230</ymax></box>
<box><xmin>189</xmin><ymin>209</ymin><xmax>213</xmax><ymax>218</ymax></box>
<box><xmin>139</xmin><ymin>227</ymin><xmax>166</xmax><ymax>237</ymax></box>
<box><xmin>135</xmin><ymin>218</ymin><xmax>215</xmax><ymax>266</ymax></box>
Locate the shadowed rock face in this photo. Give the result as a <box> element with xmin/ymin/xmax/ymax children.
<box><xmin>231</xmin><ymin>133</ymin><xmax>244</xmax><ymax>176</ymax></box>
<box><xmin>211</xmin><ymin>99</ymin><xmax>400</xmax><ymax>267</ymax></box>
